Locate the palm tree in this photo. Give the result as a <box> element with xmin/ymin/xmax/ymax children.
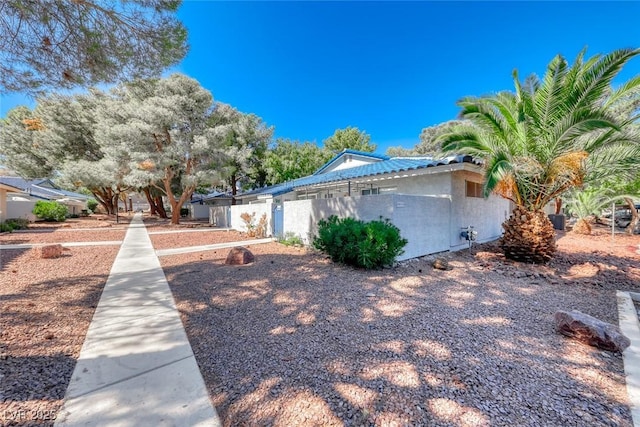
<box><xmin>439</xmin><ymin>48</ymin><xmax>640</xmax><ymax>263</ymax></box>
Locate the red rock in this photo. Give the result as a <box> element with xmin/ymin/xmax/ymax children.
<box><xmin>37</xmin><ymin>244</ymin><xmax>64</xmax><ymax>259</ymax></box>
<box><xmin>225</xmin><ymin>247</ymin><xmax>255</xmax><ymax>265</ymax></box>
<box><xmin>554</xmin><ymin>310</ymin><xmax>630</xmax><ymax>352</ymax></box>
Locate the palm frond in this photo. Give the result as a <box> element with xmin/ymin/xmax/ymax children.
<box><xmin>570</xmin><ymin>48</ymin><xmax>640</xmax><ymax>111</ymax></box>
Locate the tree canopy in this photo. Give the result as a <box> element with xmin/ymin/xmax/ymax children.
<box><xmin>323</xmin><ymin>126</ymin><xmax>376</xmax><ymax>153</ymax></box>
<box><xmin>386</xmin><ymin>120</ymin><xmax>466</xmax><ymax>157</ymax></box>
<box><xmin>0</xmin><ymin>0</ymin><xmax>188</xmax><ymax>94</ymax></box>
<box><xmin>264</xmin><ymin>138</ymin><xmax>333</xmax><ymax>185</ymax></box>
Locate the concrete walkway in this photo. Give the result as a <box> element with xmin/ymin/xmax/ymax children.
<box><xmin>55</xmin><ymin>213</ymin><xmax>221</xmax><ymax>427</ymax></box>
<box><xmin>156</xmin><ymin>237</ymin><xmax>273</xmax><ymax>257</ymax></box>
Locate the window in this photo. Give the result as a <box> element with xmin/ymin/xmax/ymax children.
<box><xmin>466</xmin><ymin>181</ymin><xmax>483</xmax><ymax>198</ymax></box>
<box><xmin>361</xmin><ymin>188</ymin><xmax>379</xmax><ymax>196</ymax></box>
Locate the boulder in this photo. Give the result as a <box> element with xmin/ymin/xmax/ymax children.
<box><xmin>432</xmin><ymin>258</ymin><xmax>450</xmax><ymax>270</ymax></box>
<box><xmin>554</xmin><ymin>310</ymin><xmax>630</xmax><ymax>352</ymax></box>
<box><xmin>37</xmin><ymin>244</ymin><xmax>64</xmax><ymax>259</ymax></box>
<box><xmin>225</xmin><ymin>246</ymin><xmax>255</xmax><ymax>265</ymax></box>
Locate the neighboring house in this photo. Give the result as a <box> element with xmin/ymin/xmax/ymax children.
<box><xmin>0</xmin><ymin>181</ymin><xmax>23</xmax><ymax>223</ymax></box>
<box><xmin>231</xmin><ymin>149</ymin><xmax>511</xmax><ymax>261</ymax></box>
<box><xmin>0</xmin><ymin>177</ymin><xmax>90</xmax><ymax>222</ymax></box>
<box><xmin>184</xmin><ymin>190</ymin><xmax>233</xmax><ymax>220</ymax></box>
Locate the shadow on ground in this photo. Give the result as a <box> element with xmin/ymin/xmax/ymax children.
<box><xmin>163</xmin><ymin>242</ymin><xmax>639</xmax><ymax>427</ymax></box>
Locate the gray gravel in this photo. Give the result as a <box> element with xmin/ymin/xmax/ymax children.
<box><xmin>161</xmin><ymin>232</ymin><xmax>640</xmax><ymax>427</ymax></box>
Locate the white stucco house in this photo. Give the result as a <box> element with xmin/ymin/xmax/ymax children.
<box><xmin>226</xmin><ymin>150</ymin><xmax>510</xmax><ymax>261</ymax></box>
<box><xmin>0</xmin><ymin>177</ymin><xmax>90</xmax><ymax>222</ymax></box>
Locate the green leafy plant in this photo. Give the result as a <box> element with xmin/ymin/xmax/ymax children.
<box><xmin>5</xmin><ymin>218</ymin><xmax>29</xmax><ymax>230</ymax></box>
<box><xmin>33</xmin><ymin>200</ymin><xmax>68</xmax><ymax>222</ymax></box>
<box><xmin>313</xmin><ymin>216</ymin><xmax>407</xmax><ymax>269</ymax></box>
<box><xmin>0</xmin><ymin>222</ymin><xmax>15</xmax><ymax>232</ymax></box>
<box><xmin>86</xmin><ymin>199</ymin><xmax>99</xmax><ymax>213</ymax></box>
<box><xmin>279</xmin><ymin>232</ymin><xmax>303</xmax><ymax>246</ymax></box>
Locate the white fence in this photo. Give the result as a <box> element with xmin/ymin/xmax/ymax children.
<box><xmin>209</xmin><ymin>206</ymin><xmax>231</xmax><ymax>228</ymax></box>
<box><xmin>282</xmin><ymin>195</ymin><xmax>451</xmax><ymax>261</ymax></box>
<box><xmin>224</xmin><ymin>192</ymin><xmax>507</xmax><ymax>261</ymax></box>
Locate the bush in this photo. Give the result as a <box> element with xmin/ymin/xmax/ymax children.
<box><xmin>86</xmin><ymin>199</ymin><xmax>99</xmax><ymax>212</ymax></box>
<box><xmin>5</xmin><ymin>218</ymin><xmax>29</xmax><ymax>230</ymax></box>
<box><xmin>313</xmin><ymin>216</ymin><xmax>408</xmax><ymax>269</ymax></box>
<box><xmin>240</xmin><ymin>212</ymin><xmax>268</xmax><ymax>238</ymax></box>
<box><xmin>0</xmin><ymin>222</ymin><xmax>15</xmax><ymax>232</ymax></box>
<box><xmin>33</xmin><ymin>201</ymin><xmax>68</xmax><ymax>222</ymax></box>
<box><xmin>180</xmin><ymin>207</ymin><xmax>189</xmax><ymax>217</ymax></box>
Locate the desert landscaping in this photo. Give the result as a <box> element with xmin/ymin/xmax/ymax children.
<box><xmin>1</xmin><ymin>215</ymin><xmax>638</xmax><ymax>426</ymax></box>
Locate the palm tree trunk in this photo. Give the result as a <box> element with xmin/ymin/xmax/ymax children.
<box><xmin>501</xmin><ymin>206</ymin><xmax>557</xmax><ymax>263</ymax></box>
<box><xmin>624</xmin><ymin>197</ymin><xmax>638</xmax><ymax>235</ymax></box>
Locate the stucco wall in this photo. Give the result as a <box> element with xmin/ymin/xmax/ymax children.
<box><xmin>6</xmin><ymin>199</ymin><xmax>37</xmax><ymax>221</ymax></box>
<box><xmin>449</xmin><ymin>170</ymin><xmax>510</xmax><ymax>250</ymax></box>
<box><xmin>188</xmin><ymin>204</ymin><xmax>210</xmax><ymax>219</ymax></box>
<box><xmin>282</xmin><ymin>194</ymin><xmax>451</xmax><ymax>261</ymax></box>
<box><xmin>229</xmin><ymin>202</ymin><xmax>273</xmax><ymax>236</ymax></box>
<box><xmin>209</xmin><ymin>206</ymin><xmax>230</xmax><ymax>227</ymax></box>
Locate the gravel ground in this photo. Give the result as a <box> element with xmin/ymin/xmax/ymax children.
<box><xmin>149</xmin><ymin>229</ymin><xmax>255</xmax><ymax>251</ymax></box>
<box><xmin>1</xmin><ymin>217</ymin><xmax>637</xmax><ymax>427</ymax></box>
<box><xmin>161</xmin><ymin>228</ymin><xmax>640</xmax><ymax>427</ymax></box>
<box><xmin>0</xmin><ymin>242</ymin><xmax>118</xmax><ymax>427</ymax></box>
<box><xmin>1</xmin><ymin>230</ymin><xmax>125</xmax><ymax>245</ymax></box>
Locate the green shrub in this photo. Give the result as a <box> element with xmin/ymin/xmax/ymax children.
<box><xmin>279</xmin><ymin>232</ymin><xmax>304</xmax><ymax>246</ymax></box>
<box><xmin>5</xmin><ymin>218</ymin><xmax>29</xmax><ymax>230</ymax></box>
<box><xmin>313</xmin><ymin>215</ymin><xmax>408</xmax><ymax>269</ymax></box>
<box><xmin>86</xmin><ymin>199</ymin><xmax>99</xmax><ymax>212</ymax></box>
<box><xmin>0</xmin><ymin>222</ymin><xmax>15</xmax><ymax>232</ymax></box>
<box><xmin>180</xmin><ymin>207</ymin><xmax>189</xmax><ymax>217</ymax></box>
<box><xmin>33</xmin><ymin>201</ymin><xmax>68</xmax><ymax>222</ymax></box>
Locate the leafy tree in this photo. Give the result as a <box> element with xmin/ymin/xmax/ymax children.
<box><xmin>208</xmin><ymin>103</ymin><xmax>273</xmax><ymax>203</ymax></box>
<box><xmin>386</xmin><ymin>120</ymin><xmax>466</xmax><ymax>157</ymax></box>
<box><xmin>0</xmin><ymin>0</ymin><xmax>188</xmax><ymax>94</ymax></box>
<box><xmin>0</xmin><ymin>106</ymin><xmax>53</xmax><ymax>178</ymax></box>
<box><xmin>264</xmin><ymin>138</ymin><xmax>333</xmax><ymax>185</ymax></box>
<box><xmin>99</xmin><ymin>74</ymin><xmax>226</xmax><ymax>224</ymax></box>
<box><xmin>323</xmin><ymin>126</ymin><xmax>376</xmax><ymax>153</ymax></box>
<box><xmin>439</xmin><ymin>48</ymin><xmax>640</xmax><ymax>263</ymax></box>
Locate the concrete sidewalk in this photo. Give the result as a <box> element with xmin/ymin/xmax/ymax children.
<box><xmin>55</xmin><ymin>213</ymin><xmax>221</xmax><ymax>427</ymax></box>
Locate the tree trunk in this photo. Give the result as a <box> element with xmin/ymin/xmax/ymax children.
<box><xmin>554</xmin><ymin>198</ymin><xmax>562</xmax><ymax>215</ymax></box>
<box><xmin>624</xmin><ymin>197</ymin><xmax>638</xmax><ymax>235</ymax></box>
<box><xmin>230</xmin><ymin>173</ymin><xmax>238</xmax><ymax>206</ymax></box>
<box><xmin>91</xmin><ymin>187</ymin><xmax>116</xmax><ymax>215</ymax></box>
<box><xmin>573</xmin><ymin>218</ymin><xmax>592</xmax><ymax>235</ymax></box>
<box><xmin>143</xmin><ymin>187</ymin><xmax>158</xmax><ymax>215</ymax></box>
<box><xmin>501</xmin><ymin>206</ymin><xmax>557</xmax><ymax>263</ymax></box>
<box><xmin>154</xmin><ymin>196</ymin><xmax>167</xmax><ymax>219</ymax></box>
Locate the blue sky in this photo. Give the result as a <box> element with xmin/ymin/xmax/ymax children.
<box><xmin>1</xmin><ymin>1</ymin><xmax>639</xmax><ymax>153</ymax></box>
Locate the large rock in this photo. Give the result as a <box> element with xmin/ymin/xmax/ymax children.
<box><xmin>225</xmin><ymin>246</ymin><xmax>255</xmax><ymax>265</ymax></box>
<box><xmin>432</xmin><ymin>257</ymin><xmax>450</xmax><ymax>270</ymax></box>
<box><xmin>36</xmin><ymin>244</ymin><xmax>64</xmax><ymax>259</ymax></box>
<box><xmin>554</xmin><ymin>310</ymin><xmax>630</xmax><ymax>352</ymax></box>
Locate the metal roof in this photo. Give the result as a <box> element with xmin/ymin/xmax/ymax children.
<box><xmin>0</xmin><ymin>176</ymin><xmax>89</xmax><ymax>201</ymax></box>
<box><xmin>313</xmin><ymin>149</ymin><xmax>390</xmax><ymax>175</ymax></box>
<box><xmin>241</xmin><ymin>154</ymin><xmax>480</xmax><ymax>198</ymax></box>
